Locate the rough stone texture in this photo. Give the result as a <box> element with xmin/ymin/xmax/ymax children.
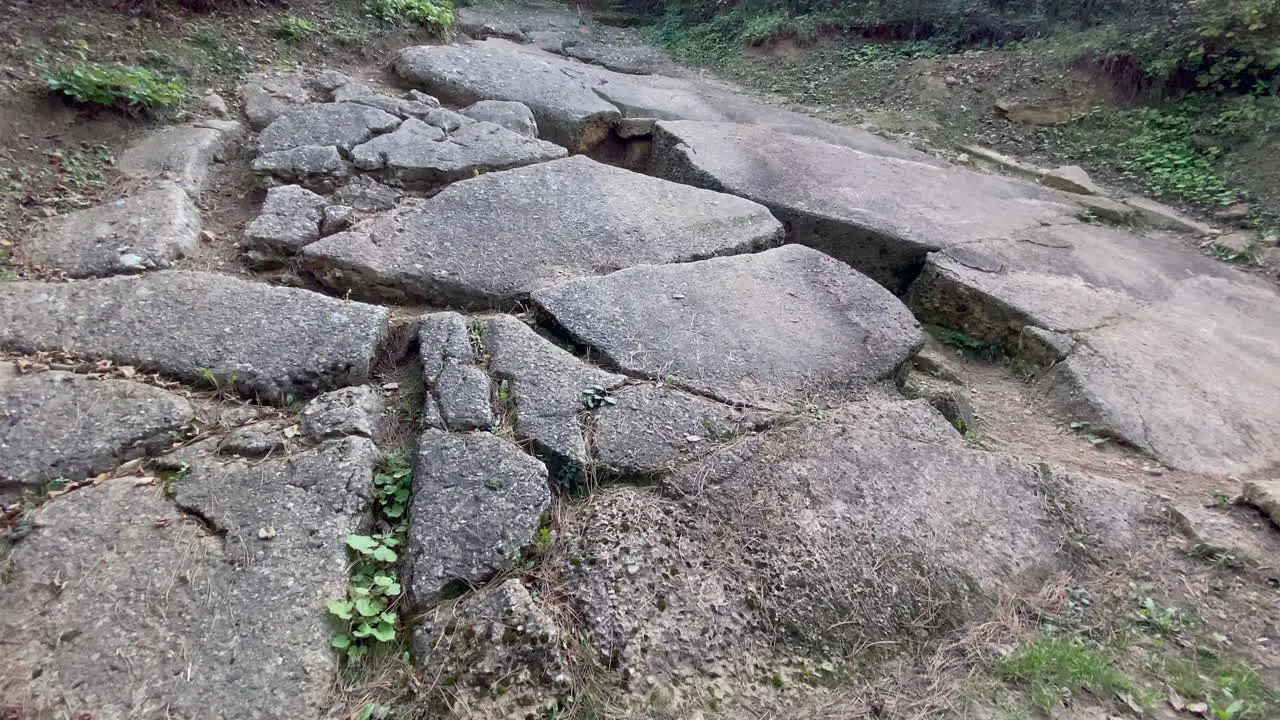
<box><xmin>533</xmin><ymin>245</ymin><xmax>922</xmax><ymax>408</ymax></box>
<box><xmin>252</xmin><ymin>144</ymin><xmax>350</xmax><ymax>188</ymax></box>
<box><xmin>218</xmin><ymin>421</ymin><xmax>289</xmax><ymax>458</ymax></box>
<box><xmin>0</xmin><ymin>272</ymin><xmax>390</xmax><ymax>403</ymax></box>
<box><xmin>350</xmin><ymin>116</ymin><xmax>567</xmax><ymax>189</ymax></box>
<box><xmin>118</xmin><ymin>120</ymin><xmax>243</xmax><ymax>197</ymax></box>
<box><xmin>242</xmin><ymin>72</ymin><xmax>311</xmax><ymax>130</ymax></box>
<box><xmin>1042</xmin><ymin>165</ymin><xmax>1102</xmax><ymax>195</ymax></box>
<box><xmin>394</xmin><ymin>42</ymin><xmax>621</xmax><ymax>152</ymax></box>
<box><xmin>1242</xmin><ymin>480</ymin><xmax>1280</xmax><ymax>528</ymax></box>
<box><xmin>460</xmin><ymin>99</ymin><xmax>538</xmax><ymax>137</ymax></box>
<box><xmin>300</xmin><ymin>385</ymin><xmax>383</xmax><ymax>441</ymax></box>
<box><xmin>908</xmin><ymin>223</ymin><xmax>1280</xmax><ymax>474</ymax></box>
<box><xmin>650</xmin><ymin>120</ymin><xmax>1078</xmax><ymax>292</ymax></box>
<box><xmin>1076</xmin><ymin>195</ymin><xmax>1138</xmax><ymax>224</ymax></box>
<box><xmin>321</xmin><ymin>204</ymin><xmax>354</xmax><ymax>235</ymax></box>
<box><xmin>0</xmin><ymin>364</ymin><xmax>192</xmax><ymax>492</ymax></box>
<box><xmin>420</xmin><ymin>312</ymin><xmax>494</xmax><ymax>431</ymax></box>
<box><xmin>26</xmin><ymin>183</ymin><xmax>200</xmax><ymax>277</ymax></box>
<box><xmin>257</xmin><ymin>102</ymin><xmax>401</xmax><ymax>155</ymax></box>
<box><xmin>1168</xmin><ymin>503</ymin><xmax>1261</xmax><ymax>562</ymax></box>
<box><xmin>479</xmin><ymin>313</ymin><xmax>626</xmax><ymax>468</ymax></box>
<box><xmin>407</xmin><ymin>429</ymin><xmax>550</xmax><ymax>608</ymax></box>
<box><xmin>1124</xmin><ymin>196</ymin><xmax>1216</xmax><ymax>235</ymax></box>
<box><xmin>330</xmin><ymin>175</ymin><xmax>402</xmax><ymax>212</ymax></box>
<box><xmin>304</xmin><ymin>156</ymin><xmax>783</xmax><ymax>307</ymax></box>
<box><xmin>0</xmin><ymin>437</ymin><xmax>374</xmax><ymax>719</ymax></box>
<box><xmin>455</xmin><ymin>6</ymin><xmax>582</xmax><ymax>41</ymax></box>
<box><xmin>243</xmin><ymin>184</ymin><xmax>328</xmax><ymax>253</ymax></box>
<box><xmin>346</xmin><ymin>94</ymin><xmax>437</xmax><ymax>119</ymax></box>
<box><xmin>962</xmin><ymin>144</ymin><xmax>1047</xmax><ymax>181</ymax></box>
<box><xmin>549</xmin><ymin>398</ymin><xmax>1151</xmax><ymax>692</ymax></box>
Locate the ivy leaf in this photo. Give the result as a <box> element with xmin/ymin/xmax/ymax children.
<box><xmin>332</xmin><ymin>634</ymin><xmax>351</xmax><ymax>649</ymax></box>
<box><xmin>386</xmin><ymin>582</ymin><xmax>402</xmax><ymax>596</ymax></box>
<box><xmin>327</xmin><ymin>600</ymin><xmax>354</xmax><ymax>620</ymax></box>
<box><xmin>372</xmin><ymin>546</ymin><xmax>398</xmax><ymax>563</ymax></box>
<box><xmin>385</xmin><ymin>504</ymin><xmax>405</xmax><ymax>518</ymax></box>
<box><xmin>373</xmin><ymin>574</ymin><xmax>393</xmax><ymax>587</ymax></box>
<box><xmin>355</xmin><ymin>597</ymin><xmax>385</xmax><ymax>617</ymax></box>
<box><xmin>380</xmin><ymin>611</ymin><xmax>397</xmax><ymax>624</ymax></box>
<box><xmin>346</xmin><ymin>535</ymin><xmax>377</xmax><ymax>555</ymax></box>
<box><xmin>371</xmin><ymin>621</ymin><xmax>396</xmax><ymax>643</ymax></box>
<box><xmin>352</xmin><ymin>622</ymin><xmax>374</xmax><ymax>638</ymax></box>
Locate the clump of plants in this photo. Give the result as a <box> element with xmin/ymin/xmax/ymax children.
<box><xmin>42</xmin><ymin>41</ymin><xmax>184</xmax><ymax>113</ymax></box>
<box><xmin>365</xmin><ymin>0</ymin><xmax>455</xmax><ymax>30</ymax></box>
<box><xmin>275</xmin><ymin>15</ymin><xmax>318</xmax><ymax>42</ymax></box>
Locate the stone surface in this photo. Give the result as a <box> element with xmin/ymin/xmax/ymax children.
<box><xmin>533</xmin><ymin>245</ymin><xmax>922</xmax><ymax>408</ymax></box>
<box><xmin>218</xmin><ymin>420</ymin><xmax>289</xmax><ymax>458</ymax></box>
<box><xmin>1076</xmin><ymin>195</ymin><xmax>1138</xmax><ymax>224</ymax></box>
<box><xmin>1242</xmin><ymin>480</ymin><xmax>1280</xmax><ymax>528</ymax></box>
<box><xmin>394</xmin><ymin>41</ymin><xmax>621</xmax><ymax>152</ymax></box>
<box><xmin>460</xmin><ymin>99</ymin><xmax>538</xmax><ymax>137</ymax></box>
<box><xmin>26</xmin><ymin>183</ymin><xmax>200</xmax><ymax>277</ymax></box>
<box><xmin>0</xmin><ymin>271</ymin><xmax>390</xmax><ymax>402</ymax></box>
<box><xmin>961</xmin><ymin>144</ymin><xmax>1047</xmax><ymax>181</ymax></box>
<box><xmin>420</xmin><ymin>312</ymin><xmax>494</xmax><ymax>431</ymax></box>
<box><xmin>407</xmin><ymin>429</ymin><xmax>550</xmax><ymax>608</ymax></box>
<box><xmin>252</xmin><ymin>144</ymin><xmax>350</xmax><ymax>188</ymax></box>
<box><xmin>118</xmin><ymin>120</ymin><xmax>242</xmax><ymax>197</ymax></box>
<box><xmin>0</xmin><ymin>437</ymin><xmax>374</xmax><ymax>718</ymax></box>
<box><xmin>350</xmin><ymin>116</ymin><xmax>566</xmax><ymax>189</ymax></box>
<box><xmin>242</xmin><ymin>72</ymin><xmax>312</xmax><ymax>130</ymax></box>
<box><xmin>304</xmin><ymin>156</ymin><xmax>783</xmax><ymax>306</ymax></box>
<box><xmin>243</xmin><ymin>184</ymin><xmax>328</xmax><ymax>253</ymax></box>
<box><xmin>455</xmin><ymin>5</ymin><xmax>582</xmax><ymax>41</ymax></box>
<box><xmin>1124</xmin><ymin>196</ymin><xmax>1216</xmax><ymax>235</ymax></box>
<box><xmin>300</xmin><ymin>384</ymin><xmax>383</xmax><ymax>441</ymax></box>
<box><xmin>321</xmin><ymin>204</ymin><xmax>354</xmax><ymax>235</ymax></box>
<box><xmin>257</xmin><ymin>102</ymin><xmax>401</xmax><ymax>155</ymax></box>
<box><xmin>330</xmin><ymin>174</ymin><xmax>402</xmax><ymax>212</ymax></box>
<box><xmin>0</xmin><ymin>364</ymin><xmax>192</xmax><ymax>492</ymax></box>
<box><xmin>650</xmin><ymin>120</ymin><xmax>1078</xmax><ymax>292</ymax></box>
<box><xmin>479</xmin><ymin>313</ymin><xmax>626</xmax><ymax>468</ymax></box>
<box><xmin>346</xmin><ymin>94</ymin><xmax>438</xmax><ymax>119</ymax></box>
<box><xmin>1042</xmin><ymin>165</ymin><xmax>1103</xmax><ymax>195</ymax></box>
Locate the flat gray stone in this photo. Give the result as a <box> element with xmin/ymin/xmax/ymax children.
<box><xmin>650</xmin><ymin>120</ymin><xmax>1078</xmax><ymax>292</ymax></box>
<box><xmin>118</xmin><ymin>120</ymin><xmax>242</xmax><ymax>197</ymax></box>
<box><xmin>407</xmin><ymin>429</ymin><xmax>550</xmax><ymax>608</ymax></box>
<box><xmin>420</xmin><ymin>312</ymin><xmax>493</xmax><ymax>431</ymax></box>
<box><xmin>532</xmin><ymin>245</ymin><xmax>923</xmax><ymax>408</ymax></box>
<box><xmin>1042</xmin><ymin>165</ymin><xmax>1102</xmax><ymax>195</ymax></box>
<box><xmin>346</xmin><ymin>94</ymin><xmax>438</xmax><ymax>119</ymax></box>
<box><xmin>350</xmin><ymin>116</ymin><xmax>567</xmax><ymax>189</ymax></box>
<box><xmin>331</xmin><ymin>82</ymin><xmax>375</xmax><ymax>102</ymax></box>
<box><xmin>257</xmin><ymin>102</ymin><xmax>401</xmax><ymax>155</ymax></box>
<box><xmin>303</xmin><ymin>156</ymin><xmax>783</xmax><ymax>307</ymax></box>
<box><xmin>217</xmin><ymin>421</ymin><xmax>289</xmax><ymax>458</ymax></box>
<box><xmin>454</xmin><ymin>5</ymin><xmax>582</xmax><ymax>40</ymax></box>
<box><xmin>460</xmin><ymin>99</ymin><xmax>538</xmax><ymax>138</ymax></box>
<box><xmin>329</xmin><ymin>175</ymin><xmax>402</xmax><ymax>212</ymax></box>
<box><xmin>300</xmin><ymin>385</ymin><xmax>383</xmax><ymax>441</ymax></box>
<box><xmin>394</xmin><ymin>41</ymin><xmax>621</xmax><ymax>152</ymax></box>
<box><xmin>1243</xmin><ymin>480</ymin><xmax>1280</xmax><ymax>528</ymax></box>
<box><xmin>244</xmin><ymin>184</ymin><xmax>328</xmax><ymax>253</ymax></box>
<box><xmin>321</xmin><ymin>204</ymin><xmax>354</xmax><ymax>235</ymax></box>
<box><xmin>26</xmin><ymin>183</ymin><xmax>200</xmax><ymax>277</ymax></box>
<box><xmin>252</xmin><ymin>144</ymin><xmax>350</xmax><ymax>188</ymax></box>
<box><xmin>0</xmin><ymin>436</ymin><xmax>374</xmax><ymax>718</ymax></box>
<box><xmin>0</xmin><ymin>364</ymin><xmax>192</xmax><ymax>493</ymax></box>
<box><xmin>242</xmin><ymin>72</ymin><xmax>312</xmax><ymax>130</ymax></box>
<box><xmin>1124</xmin><ymin>196</ymin><xmax>1216</xmax><ymax>235</ymax></box>
<box><xmin>0</xmin><ymin>272</ymin><xmax>390</xmax><ymax>403</ymax></box>
<box><xmin>479</xmin><ymin>313</ymin><xmax>626</xmax><ymax>469</ymax></box>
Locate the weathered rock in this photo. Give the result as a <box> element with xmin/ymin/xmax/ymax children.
<box><xmin>558</xmin><ymin>36</ymin><xmax>673</xmax><ymax>75</ymax></box>
<box><xmin>960</xmin><ymin>144</ymin><xmax>1046</xmax><ymax>181</ymax></box>
<box><xmin>460</xmin><ymin>99</ymin><xmax>538</xmax><ymax>138</ymax></box>
<box><xmin>1124</xmin><ymin>196</ymin><xmax>1216</xmax><ymax>236</ymax></box>
<box><xmin>202</xmin><ymin>91</ymin><xmax>229</xmax><ymax>117</ymax></box>
<box><xmin>0</xmin><ymin>364</ymin><xmax>192</xmax><ymax>492</ymax></box>
<box><xmin>300</xmin><ymin>385</ymin><xmax>383</xmax><ymax>441</ymax></box>
<box><xmin>394</xmin><ymin>41</ymin><xmax>621</xmax><ymax>152</ymax></box>
<box><xmin>242</xmin><ymin>72</ymin><xmax>311</xmax><ymax>130</ymax></box>
<box><xmin>407</xmin><ymin>429</ymin><xmax>550</xmax><ymax>607</ymax></box>
<box><xmin>1042</xmin><ymin>165</ymin><xmax>1103</xmax><ymax>195</ymax></box>
<box><xmin>1168</xmin><ymin>502</ymin><xmax>1260</xmax><ymax>563</ymax></box>
<box><xmin>1077</xmin><ymin>195</ymin><xmax>1138</xmax><ymax>225</ymax></box>
<box><xmin>257</xmin><ymin>102</ymin><xmax>401</xmax><ymax>155</ymax></box>
<box><xmin>217</xmin><ymin>421</ymin><xmax>289</xmax><ymax>458</ymax></box>
<box><xmin>0</xmin><ymin>437</ymin><xmax>374</xmax><ymax>718</ymax></box>
<box><xmin>533</xmin><ymin>245</ymin><xmax>922</xmax><ymax>408</ymax></box>
<box><xmin>330</xmin><ymin>174</ymin><xmax>402</xmax><ymax>212</ymax></box>
<box><xmin>994</xmin><ymin>99</ymin><xmax>1076</xmax><ymax>125</ymax></box>
<box><xmin>420</xmin><ymin>312</ymin><xmax>493</xmax><ymax>431</ymax></box>
<box><xmin>350</xmin><ymin>116</ymin><xmax>567</xmax><ymax>189</ymax></box>
<box><xmin>454</xmin><ymin>5</ymin><xmax>581</xmax><ymax>41</ymax></box>
<box><xmin>309</xmin><ymin>69</ymin><xmax>352</xmax><ymax>93</ymax></box>
<box><xmin>252</xmin><ymin>144</ymin><xmax>350</xmax><ymax>188</ymax></box>
<box><xmin>331</xmin><ymin>82</ymin><xmax>376</xmax><ymax>102</ymax></box>
<box><xmin>303</xmin><ymin>156</ymin><xmax>783</xmax><ymax>306</ymax></box>
<box><xmin>346</xmin><ymin>94</ymin><xmax>438</xmax><ymax>119</ymax></box>
<box><xmin>1242</xmin><ymin>480</ymin><xmax>1280</xmax><ymax>528</ymax></box>
<box><xmin>479</xmin><ymin>313</ymin><xmax>626</xmax><ymax>468</ymax></box>
<box><xmin>244</xmin><ymin>184</ymin><xmax>328</xmax><ymax>253</ymax></box>
<box><xmin>406</xmin><ymin>90</ymin><xmax>441</xmax><ymax>107</ymax></box>
<box><xmin>321</xmin><ymin>204</ymin><xmax>354</xmax><ymax>235</ymax></box>
<box><xmin>649</xmin><ymin>120</ymin><xmax>1078</xmax><ymax>292</ymax></box>
<box><xmin>0</xmin><ymin>272</ymin><xmax>390</xmax><ymax>402</ymax></box>
<box><xmin>26</xmin><ymin>183</ymin><xmax>200</xmax><ymax>277</ymax></box>
<box><xmin>118</xmin><ymin>120</ymin><xmax>242</xmax><ymax>197</ymax></box>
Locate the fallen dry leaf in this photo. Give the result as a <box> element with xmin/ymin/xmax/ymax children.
<box><xmin>258</xmin><ymin>526</ymin><xmax>277</xmax><ymax>540</ymax></box>
<box><xmin>133</xmin><ymin>477</ymin><xmax>158</xmax><ymax>487</ymax></box>
<box><xmin>1186</xmin><ymin>702</ymin><xmax>1208</xmax><ymax>716</ymax></box>
<box><xmin>1168</xmin><ymin>689</ymin><xmax>1186</xmax><ymax>711</ymax></box>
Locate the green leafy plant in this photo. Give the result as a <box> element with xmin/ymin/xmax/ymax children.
<box><xmin>372</xmin><ymin>452</ymin><xmax>412</xmax><ymax>520</ymax></box>
<box><xmin>275</xmin><ymin>15</ymin><xmax>318</xmax><ymax>41</ymax></box>
<box><xmin>42</xmin><ymin>41</ymin><xmax>184</xmax><ymax>113</ymax></box>
<box><xmin>1133</xmin><ymin>595</ymin><xmax>1190</xmax><ymax>636</ymax></box>
<box><xmin>365</xmin><ymin>0</ymin><xmax>455</xmax><ymax>30</ymax></box>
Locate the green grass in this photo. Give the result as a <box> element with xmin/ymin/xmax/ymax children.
<box><xmin>275</xmin><ymin>15</ymin><xmax>318</xmax><ymax>42</ymax></box>
<box><xmin>995</xmin><ymin>635</ymin><xmax>1133</xmax><ymax>710</ymax></box>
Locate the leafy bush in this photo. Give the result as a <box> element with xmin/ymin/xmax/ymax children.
<box><xmin>365</xmin><ymin>0</ymin><xmax>455</xmax><ymax>30</ymax></box>
<box><xmin>44</xmin><ymin>55</ymin><xmax>185</xmax><ymax>112</ymax></box>
<box><xmin>275</xmin><ymin>15</ymin><xmax>317</xmax><ymax>41</ymax></box>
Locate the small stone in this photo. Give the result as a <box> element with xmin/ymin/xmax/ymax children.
<box><xmin>406</xmin><ymin>90</ymin><xmax>441</xmax><ymax>107</ymax></box>
<box><xmin>329</xmin><ymin>175</ymin><xmax>402</xmax><ymax>212</ymax></box>
<box><xmin>202</xmin><ymin>92</ymin><xmax>229</xmax><ymax>117</ymax></box>
<box><xmin>252</xmin><ymin>145</ymin><xmax>350</xmax><ymax>188</ymax></box>
<box><xmin>459</xmin><ymin>100</ymin><xmax>538</xmax><ymax>138</ymax></box>
<box><xmin>320</xmin><ymin>205</ymin><xmax>354</xmax><ymax>236</ymax></box>
<box><xmin>1214</xmin><ymin>203</ymin><xmax>1252</xmax><ymax>222</ymax></box>
<box><xmin>244</xmin><ymin>185</ymin><xmax>327</xmax><ymax>253</ymax></box>
<box><xmin>1041</xmin><ymin>165</ymin><xmax>1103</xmax><ymax>196</ymax></box>
<box><xmin>331</xmin><ymin>83</ymin><xmax>375</xmax><ymax>102</ymax></box>
<box><xmin>257</xmin><ymin>103</ymin><xmax>401</xmax><ymax>155</ymax></box>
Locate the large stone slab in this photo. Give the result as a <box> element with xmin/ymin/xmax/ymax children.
<box><xmin>0</xmin><ymin>272</ymin><xmax>390</xmax><ymax>402</ymax></box>
<box><xmin>394</xmin><ymin>41</ymin><xmax>621</xmax><ymax>152</ymax></box>
<box><xmin>0</xmin><ymin>437</ymin><xmax>374</xmax><ymax>718</ymax></box>
<box><xmin>118</xmin><ymin>119</ymin><xmax>243</xmax><ymax>197</ymax></box>
<box><xmin>532</xmin><ymin>245</ymin><xmax>922</xmax><ymax>408</ymax></box>
<box><xmin>257</xmin><ymin>102</ymin><xmax>401</xmax><ymax>155</ymax></box>
<box><xmin>407</xmin><ymin>429</ymin><xmax>550</xmax><ymax>608</ymax></box>
<box><xmin>26</xmin><ymin>183</ymin><xmax>200</xmax><ymax>277</ymax></box>
<box><xmin>303</xmin><ymin>156</ymin><xmax>783</xmax><ymax>307</ymax></box>
<box><xmin>252</xmin><ymin>144</ymin><xmax>351</xmax><ymax>189</ymax></box>
<box><xmin>0</xmin><ymin>364</ymin><xmax>193</xmax><ymax>494</ymax></box>
<box><xmin>649</xmin><ymin>120</ymin><xmax>1078</xmax><ymax>292</ymax></box>
<box><xmin>350</xmin><ymin>116</ymin><xmax>566</xmax><ymax>189</ymax></box>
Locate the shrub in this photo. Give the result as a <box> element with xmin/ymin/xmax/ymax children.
<box><xmin>43</xmin><ymin>43</ymin><xmax>185</xmax><ymax>113</ymax></box>
<box><xmin>365</xmin><ymin>0</ymin><xmax>455</xmax><ymax>30</ymax></box>
<box><xmin>275</xmin><ymin>15</ymin><xmax>317</xmax><ymax>41</ymax></box>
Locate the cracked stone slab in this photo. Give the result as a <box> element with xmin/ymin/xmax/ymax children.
<box><xmin>0</xmin><ymin>364</ymin><xmax>192</xmax><ymax>494</ymax></box>
<box><xmin>350</xmin><ymin>116</ymin><xmax>566</xmax><ymax>189</ymax></box>
<box><xmin>649</xmin><ymin>120</ymin><xmax>1079</xmax><ymax>292</ymax></box>
<box><xmin>26</xmin><ymin>183</ymin><xmax>200</xmax><ymax>277</ymax></box>
<box><xmin>300</xmin><ymin>385</ymin><xmax>384</xmax><ymax>442</ymax></box>
<box><xmin>330</xmin><ymin>175</ymin><xmax>402</xmax><ymax>212</ymax></box>
<box><xmin>252</xmin><ymin>144</ymin><xmax>350</xmax><ymax>188</ymax></box>
<box><xmin>479</xmin><ymin>313</ymin><xmax>626</xmax><ymax>468</ymax></box>
<box><xmin>303</xmin><ymin>156</ymin><xmax>783</xmax><ymax>307</ymax></box>
<box><xmin>244</xmin><ymin>184</ymin><xmax>328</xmax><ymax>253</ymax></box>
<box><xmin>0</xmin><ymin>271</ymin><xmax>390</xmax><ymax>403</ymax></box>
<box><xmin>0</xmin><ymin>436</ymin><xmax>374</xmax><ymax>718</ymax></box>
<box><xmin>394</xmin><ymin>41</ymin><xmax>621</xmax><ymax>152</ymax></box>
<box><xmin>420</xmin><ymin>312</ymin><xmax>493</xmax><ymax>431</ymax></box>
<box><xmin>533</xmin><ymin>245</ymin><xmax>923</xmax><ymax>408</ymax></box>
<box><xmin>241</xmin><ymin>72</ymin><xmax>313</xmax><ymax>130</ymax></box>
<box><xmin>118</xmin><ymin>119</ymin><xmax>243</xmax><ymax>197</ymax></box>
<box><xmin>407</xmin><ymin>429</ymin><xmax>550</xmax><ymax>608</ymax></box>
<box><xmin>460</xmin><ymin>99</ymin><xmax>538</xmax><ymax>137</ymax></box>
<box><xmin>257</xmin><ymin>102</ymin><xmax>401</xmax><ymax>155</ymax></box>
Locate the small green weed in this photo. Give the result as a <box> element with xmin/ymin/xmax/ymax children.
<box><xmin>365</xmin><ymin>0</ymin><xmax>455</xmax><ymax>30</ymax></box>
<box><xmin>372</xmin><ymin>451</ymin><xmax>412</xmax><ymax>520</ymax></box>
<box><xmin>42</xmin><ymin>41</ymin><xmax>184</xmax><ymax>113</ymax></box>
<box><xmin>935</xmin><ymin>329</ymin><xmax>1001</xmax><ymax>362</ymax></box>
<box><xmin>1131</xmin><ymin>593</ymin><xmax>1191</xmax><ymax>636</ymax></box>
<box><xmin>275</xmin><ymin>15</ymin><xmax>318</xmax><ymax>42</ymax></box>
<box><xmin>995</xmin><ymin>634</ymin><xmax>1133</xmax><ymax>710</ymax></box>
